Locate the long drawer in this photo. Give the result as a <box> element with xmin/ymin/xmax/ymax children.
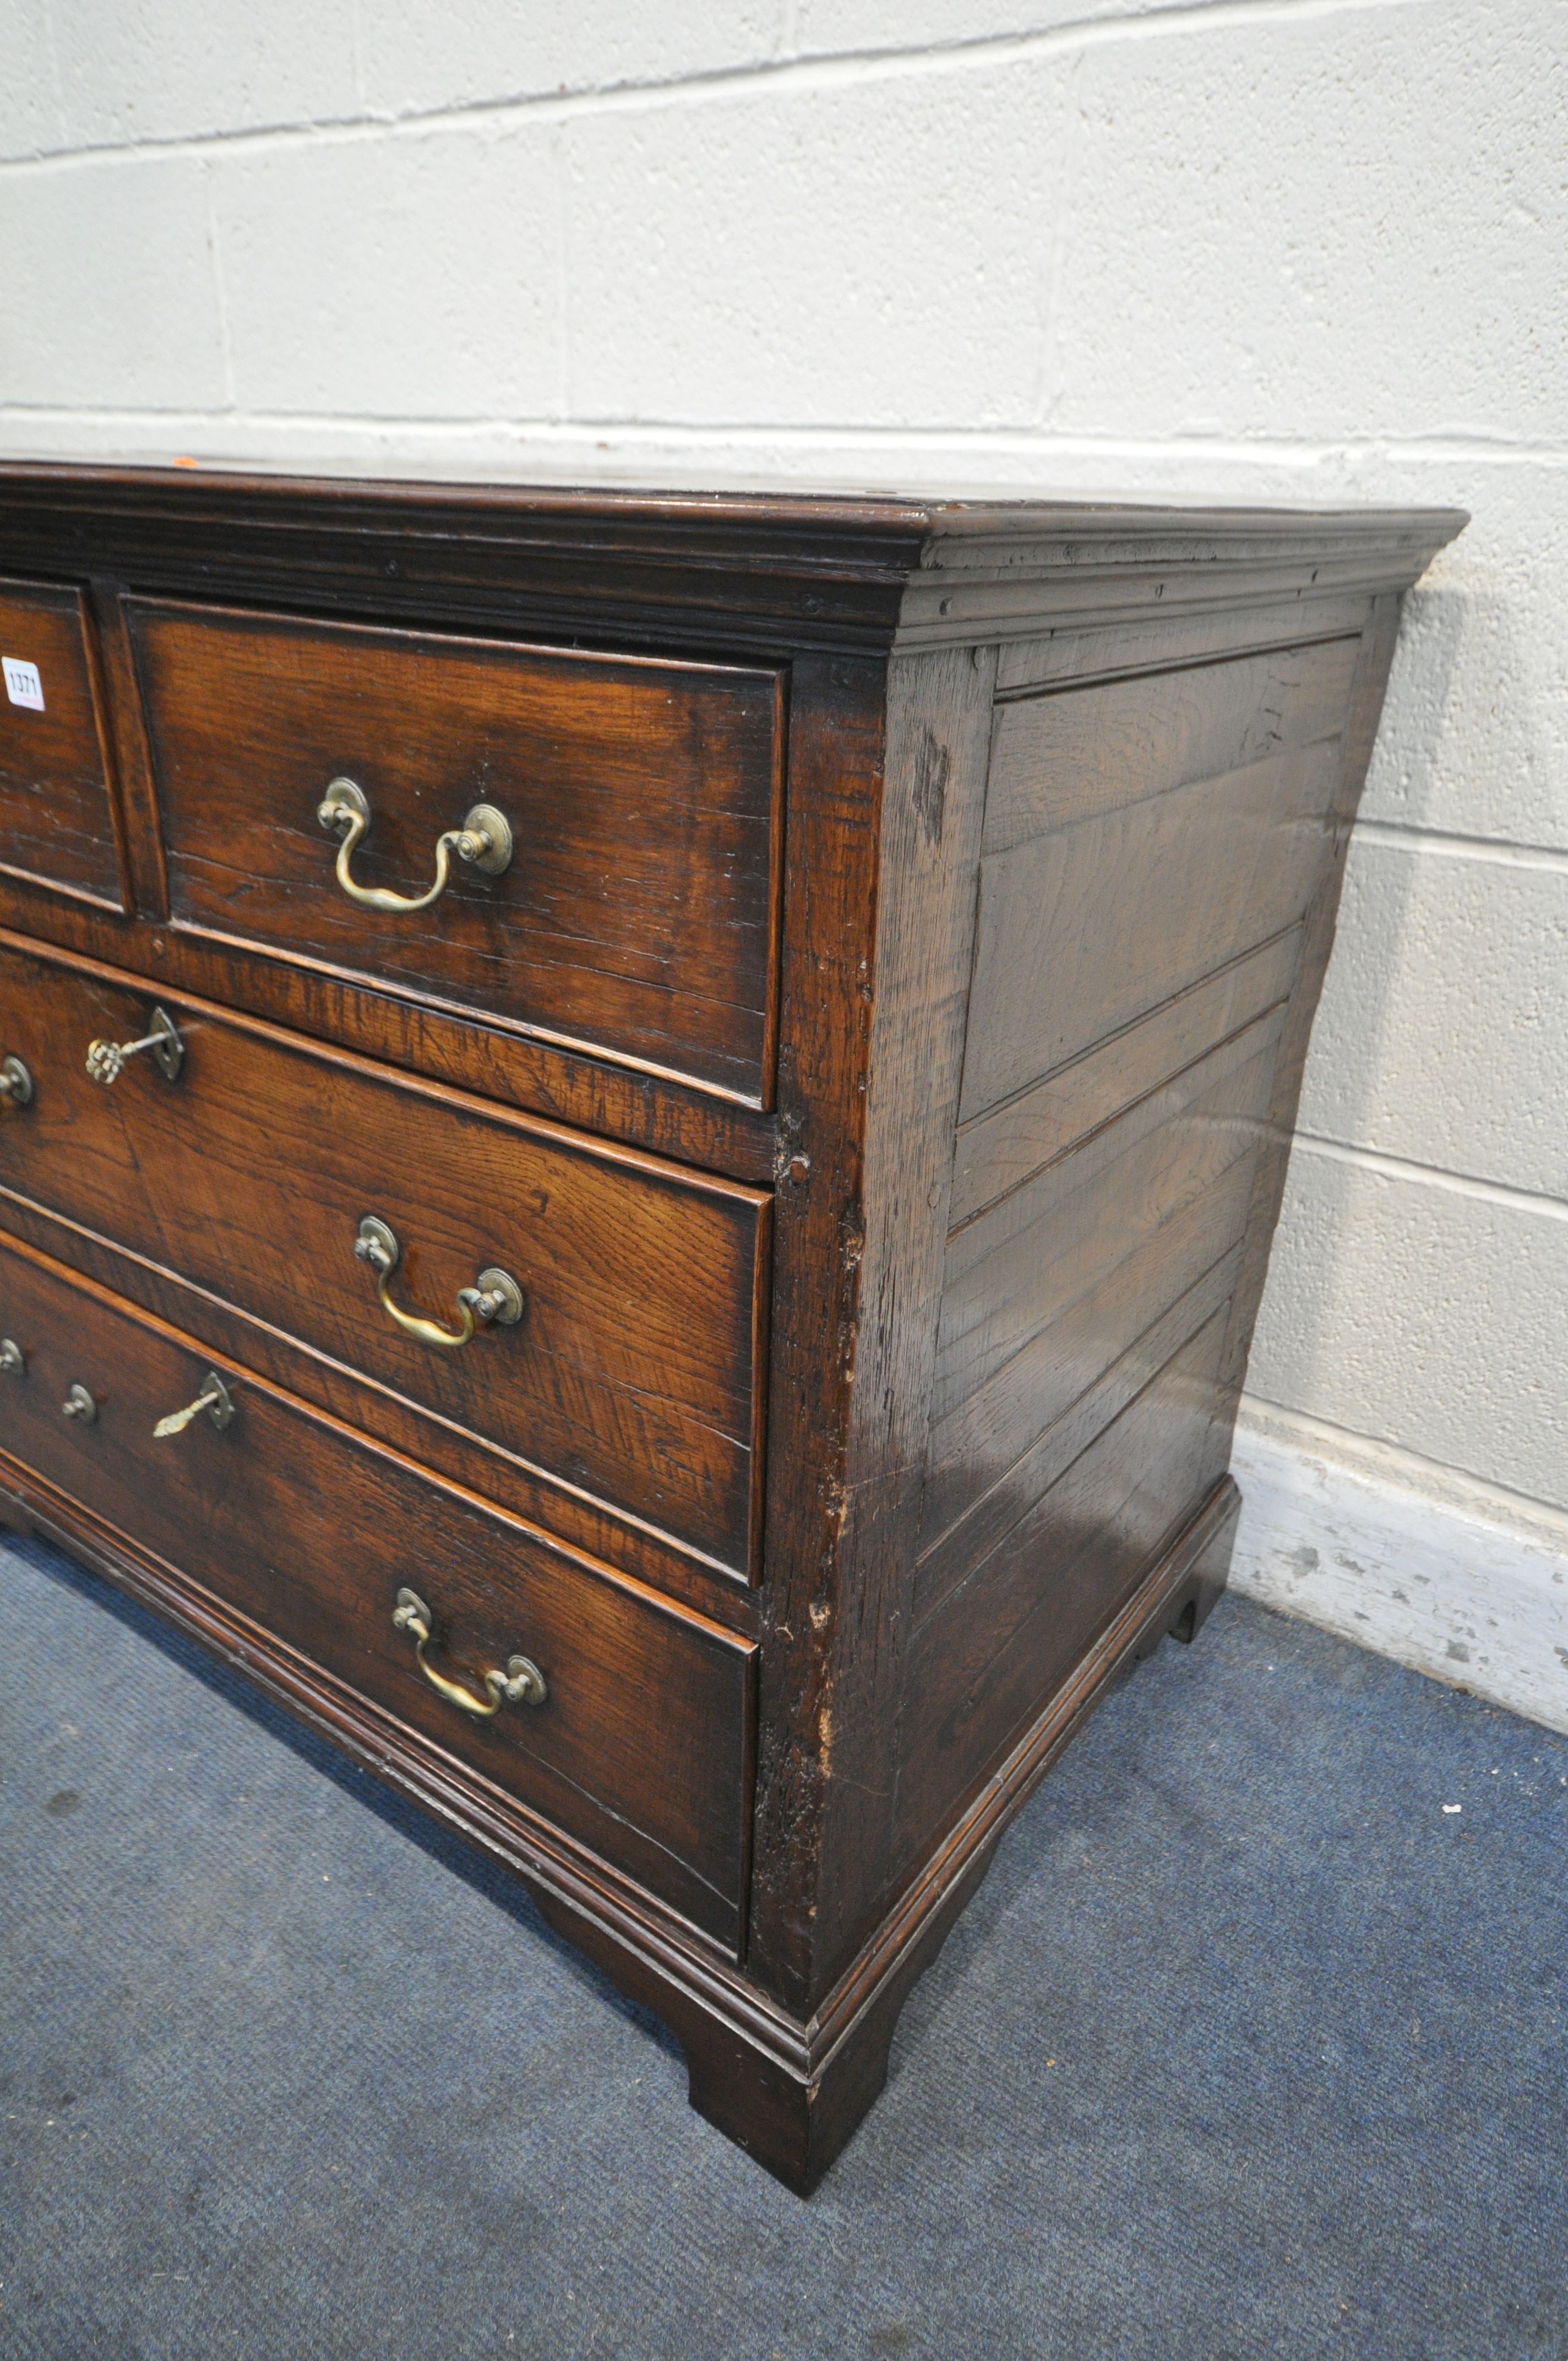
<box><xmin>0</xmin><ymin>937</ymin><xmax>769</xmax><ymax>1576</ymax></box>
<box><xmin>0</xmin><ymin>1231</ymin><xmax>755</xmax><ymax>1948</ymax></box>
<box><xmin>126</xmin><ymin>599</ymin><xmax>785</xmax><ymax>1104</ymax></box>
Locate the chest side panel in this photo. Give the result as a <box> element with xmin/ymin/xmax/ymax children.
<box><xmin>894</xmin><ymin>609</ymin><xmax>1379</xmax><ymax>1874</ymax></box>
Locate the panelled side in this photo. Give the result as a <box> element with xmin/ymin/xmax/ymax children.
<box><xmin>893</xmin><ymin>607</ymin><xmax>1380</xmax><ymax>1875</ymax></box>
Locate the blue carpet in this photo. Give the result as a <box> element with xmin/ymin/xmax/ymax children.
<box><xmin>1</xmin><ymin>1527</ymin><xmax>1565</xmax><ymax>2360</ymax></box>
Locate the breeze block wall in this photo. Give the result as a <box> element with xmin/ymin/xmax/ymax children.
<box><xmin>2</xmin><ymin>0</ymin><xmax>1564</xmax><ymax>1698</ymax></box>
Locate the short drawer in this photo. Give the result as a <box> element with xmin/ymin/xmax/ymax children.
<box><xmin>126</xmin><ymin>598</ymin><xmax>784</xmax><ymax>1105</ymax></box>
<box><xmin>0</xmin><ymin>1233</ymin><xmax>755</xmax><ymax>1948</ymax></box>
<box><xmin>0</xmin><ymin>576</ymin><xmax>121</xmax><ymax>909</ymax></box>
<box><xmin>0</xmin><ymin>939</ymin><xmax>769</xmax><ymax>1577</ymax></box>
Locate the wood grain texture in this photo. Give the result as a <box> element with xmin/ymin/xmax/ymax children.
<box><xmin>0</xmin><ymin>467</ymin><xmax>1464</xmax><ymax>2188</ymax></box>
<box><xmin>748</xmin><ymin>644</ymin><xmax>998</xmax><ymax>2010</ymax></box>
<box><xmin>0</xmin><ymin>937</ymin><xmax>768</xmax><ymax>1576</ymax></box>
<box><xmin>961</xmin><ymin>741</ymin><xmax>1340</xmax><ymax>1119</ymax></box>
<box><xmin>985</xmin><ymin>634</ymin><xmax>1360</xmax><ymax>854</ymax></box>
<box><xmin>84</xmin><ymin>582</ymin><xmax>170</xmax><ymax>921</ymax></box>
<box><xmin>916</xmin><ymin>1241</ymin><xmax>1245</xmax><ymax>1626</ymax></box>
<box><xmin>993</xmin><ymin>600</ymin><xmax>1376</xmax><ymax>697</ymax></box>
<box><xmin>935</xmin><ymin>1011</ymin><xmax>1283</xmax><ymax>1434</ymax></box>
<box><xmin>895</xmin><ymin>1309</ymin><xmax>1231</xmax><ymax>1868</ymax></box>
<box><xmin>892</xmin><ymin>611</ymin><xmax>1378</xmax><ymax>1894</ymax></box>
<box><xmin>0</xmin><ymin>576</ymin><xmax>122</xmax><ymax>910</ymax></box>
<box><xmin>1216</xmin><ymin>595</ymin><xmax>1405</xmax><ymax>1415</ymax></box>
<box><xmin>0</xmin><ymin>467</ymin><xmax>1464</xmax><ymax>661</ymax></box>
<box><xmin>0</xmin><ymin>1180</ymin><xmax>756</xmax><ymax>1631</ymax></box>
<box><xmin>0</xmin><ymin>1422</ymin><xmax>1239</xmax><ymax>2196</ymax></box>
<box><xmin>0</xmin><ymin>901</ymin><xmax>778</xmax><ymax>1185</ymax></box>
<box><xmin>949</xmin><ymin>926</ymin><xmax>1301</xmax><ymax>1229</ymax></box>
<box><xmin>745</xmin><ymin>654</ymin><xmax>890</xmax><ymax>2012</ymax></box>
<box><xmin>0</xmin><ymin>1228</ymin><xmax>755</xmax><ymax>1947</ymax></box>
<box><xmin>129</xmin><ymin>599</ymin><xmax>785</xmax><ymax>1104</ymax></box>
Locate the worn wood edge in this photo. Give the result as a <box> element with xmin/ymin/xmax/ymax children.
<box><xmin>803</xmin><ymin>1474</ymin><xmax>1242</xmax><ymax>2071</ymax></box>
<box><xmin>747</xmin><ymin>652</ymin><xmax>891</xmax><ymax>2007</ymax></box>
<box><xmin>771</xmin><ymin>640</ymin><xmax>999</xmax><ymax>2006</ymax></box>
<box><xmin>894</xmin><ymin>559</ymin><xmax>1456</xmax><ymax>650</ymax></box>
<box><xmin>126</xmin><ymin>582</ymin><xmax>794</xmax><ymax>686</ymax></box>
<box><xmin>0</xmin><ymin>460</ymin><xmax>1466</xmax><ymax>558</ymax></box>
<box><xmin>0</xmin><ymin>467</ymin><xmax>1466</xmax><ymax>661</ymax></box>
<box><xmin>0</xmin><ymin>861</ymin><xmax>123</xmax><ymax>916</ymax></box>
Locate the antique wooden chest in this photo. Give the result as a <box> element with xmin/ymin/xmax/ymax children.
<box><xmin>0</xmin><ymin>467</ymin><xmax>1462</xmax><ymax>2188</ymax></box>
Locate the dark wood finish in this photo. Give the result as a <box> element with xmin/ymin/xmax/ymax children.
<box><xmin>129</xmin><ymin>598</ymin><xmax>785</xmax><ymax>1105</ymax></box>
<box><xmin>1217</xmin><ymin>594</ymin><xmax>1407</xmax><ymax>1415</ymax></box>
<box><xmin>0</xmin><ymin>1228</ymin><xmax>754</xmax><ymax>1947</ymax></box>
<box><xmin>750</xmin><ymin>642</ymin><xmax>1001</xmax><ymax>2009</ymax></box>
<box><xmin>0</xmin><ymin>933</ymin><xmax>768</xmax><ymax>1579</ymax></box>
<box><xmin>0</xmin><ymin>1174</ymin><xmax>754</xmax><ymax>1633</ymax></box>
<box><xmin>962</xmin><ymin>739</ymin><xmax>1341</xmax><ymax>1116</ymax></box>
<box><xmin>886</xmin><ymin>623</ymin><xmax>1374</xmax><ymax>1885</ymax></box>
<box><xmin>0</xmin><ymin>1423</ymin><xmax>1238</xmax><ymax>2196</ymax></box>
<box><xmin>984</xmin><ymin>632</ymin><xmax>1360</xmax><ymax>848</ymax></box>
<box><xmin>0</xmin><ymin>897</ymin><xmax>780</xmax><ymax>1184</ymax></box>
<box><xmin>0</xmin><ymin>575</ymin><xmax>123</xmax><ymax>909</ymax></box>
<box><xmin>897</xmin><ymin>1310</ymin><xmax>1231</xmax><ymax>1864</ymax></box>
<box><xmin>949</xmin><ymin>927</ymin><xmax>1300</xmax><ymax>1228</ymax></box>
<box><xmin>0</xmin><ymin>465</ymin><xmax>1463</xmax><ymax>2191</ymax></box>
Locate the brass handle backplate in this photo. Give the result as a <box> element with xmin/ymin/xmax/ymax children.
<box><xmin>86</xmin><ymin>1006</ymin><xmax>184</xmax><ymax>1087</ymax></box>
<box><xmin>154</xmin><ymin>1370</ymin><xmax>236</xmax><ymax>1438</ymax></box>
<box><xmin>354</xmin><ymin>1215</ymin><xmax>524</xmax><ymax>1352</ymax></box>
<box><xmin>317</xmin><ymin>777</ymin><xmax>514</xmax><ymax>913</ymax></box>
<box><xmin>392</xmin><ymin>1587</ymin><xmax>546</xmax><ymax>1718</ymax></box>
<box><xmin>0</xmin><ymin>1055</ymin><xmax>33</xmax><ymax>1107</ymax></box>
<box><xmin>61</xmin><ymin>1383</ymin><xmax>96</xmax><ymax>1423</ymax></box>
<box><xmin>0</xmin><ymin>1337</ymin><xmax>24</xmax><ymax>1375</ymax></box>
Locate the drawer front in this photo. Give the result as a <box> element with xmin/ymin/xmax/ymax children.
<box><xmin>0</xmin><ymin>578</ymin><xmax>121</xmax><ymax>908</ymax></box>
<box><xmin>127</xmin><ymin>599</ymin><xmax>784</xmax><ymax>1105</ymax></box>
<box><xmin>0</xmin><ymin>1234</ymin><xmax>754</xmax><ymax>1947</ymax></box>
<box><xmin>0</xmin><ymin>940</ymin><xmax>768</xmax><ymax>1576</ymax></box>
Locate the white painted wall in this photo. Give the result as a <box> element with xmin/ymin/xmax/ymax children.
<box><xmin>2</xmin><ymin>3</ymin><xmax>1565</xmax><ymax>1697</ymax></box>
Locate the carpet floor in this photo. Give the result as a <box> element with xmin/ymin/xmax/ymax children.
<box><xmin>1</xmin><ymin>1526</ymin><xmax>1564</xmax><ymax>2360</ymax></box>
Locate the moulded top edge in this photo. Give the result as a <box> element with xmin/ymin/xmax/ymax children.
<box><xmin>0</xmin><ymin>457</ymin><xmax>1468</xmax><ymax>556</ymax></box>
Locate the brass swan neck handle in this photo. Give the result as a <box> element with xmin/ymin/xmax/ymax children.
<box><xmin>317</xmin><ymin>777</ymin><xmax>514</xmax><ymax>913</ymax></box>
<box><xmin>353</xmin><ymin>1215</ymin><xmax>524</xmax><ymax>1352</ymax></box>
<box><xmin>392</xmin><ymin>1588</ymin><xmax>546</xmax><ymax>1718</ymax></box>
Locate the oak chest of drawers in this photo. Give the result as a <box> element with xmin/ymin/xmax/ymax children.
<box><xmin>0</xmin><ymin>467</ymin><xmax>1462</xmax><ymax>2190</ymax></box>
